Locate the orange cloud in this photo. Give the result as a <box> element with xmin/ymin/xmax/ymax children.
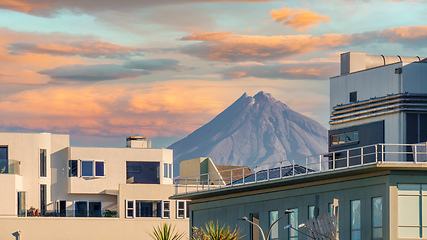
<box><xmin>379</xmin><ymin>26</ymin><xmax>427</xmax><ymax>42</ymax></box>
<box><xmin>181</xmin><ymin>31</ymin><xmax>353</xmax><ymax>62</ymax></box>
<box><xmin>0</xmin><ymin>0</ymin><xmax>51</xmax><ymax>13</ymax></box>
<box><xmin>270</xmin><ymin>7</ymin><xmax>330</xmax><ymax>31</ymax></box>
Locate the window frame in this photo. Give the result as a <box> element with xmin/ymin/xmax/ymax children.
<box><xmin>372</xmin><ymin>197</ymin><xmax>383</xmax><ymax>240</ymax></box>
<box><xmin>162</xmin><ymin>200</ymin><xmax>171</xmax><ymax>219</ymax></box>
<box><xmin>176</xmin><ymin>200</ymin><xmax>187</xmax><ymax>219</ymax></box>
<box><xmin>331</xmin><ymin>131</ymin><xmax>359</xmax><ymax>146</ymax></box>
<box><xmin>350</xmin><ymin>200</ymin><xmax>361</xmax><ymax>240</ymax></box>
<box><xmin>17</xmin><ymin>191</ymin><xmax>26</xmax><ymax>217</ymax></box>
<box><xmin>79</xmin><ymin>159</ymin><xmax>105</xmax><ymax>178</ymax></box>
<box><xmin>269</xmin><ymin>210</ymin><xmax>279</xmax><ymax>240</ymax></box>
<box><xmin>288</xmin><ymin>208</ymin><xmax>298</xmax><ymax>240</ymax></box>
<box><xmin>40</xmin><ymin>149</ymin><xmax>47</xmax><ymax>177</ymax></box>
<box><xmin>126</xmin><ymin>199</ymin><xmax>135</xmax><ymax>218</ymax></box>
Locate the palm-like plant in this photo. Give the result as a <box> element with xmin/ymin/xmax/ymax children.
<box><xmin>192</xmin><ymin>221</ymin><xmax>243</xmax><ymax>240</ymax></box>
<box><xmin>149</xmin><ymin>223</ymin><xmax>186</xmax><ymax>240</ymax></box>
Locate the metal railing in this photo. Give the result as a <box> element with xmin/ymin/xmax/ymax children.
<box><xmin>0</xmin><ymin>159</ymin><xmax>21</xmax><ymax>175</ymax></box>
<box><xmin>174</xmin><ymin>142</ymin><xmax>427</xmax><ymax>195</ymax></box>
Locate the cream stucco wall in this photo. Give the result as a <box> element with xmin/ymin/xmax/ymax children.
<box><xmin>0</xmin><ymin>217</ymin><xmax>189</xmax><ymax>240</ymax></box>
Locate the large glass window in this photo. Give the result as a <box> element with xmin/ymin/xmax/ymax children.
<box><xmin>40</xmin><ymin>184</ymin><xmax>46</xmax><ymax>216</ymax></box>
<box><xmin>40</xmin><ymin>149</ymin><xmax>47</xmax><ymax>177</ymax></box>
<box><xmin>79</xmin><ymin>160</ymin><xmax>104</xmax><ymax>177</ymax></box>
<box><xmin>17</xmin><ymin>191</ymin><xmax>26</xmax><ymax>217</ymax></box>
<box><xmin>372</xmin><ymin>197</ymin><xmax>383</xmax><ymax>240</ymax></box>
<box><xmin>81</xmin><ymin>161</ymin><xmax>94</xmax><ymax>177</ymax></box>
<box><xmin>89</xmin><ymin>202</ymin><xmax>102</xmax><ymax>217</ymax></box>
<box><xmin>75</xmin><ymin>201</ymin><xmax>88</xmax><ymax>217</ymax></box>
<box><xmin>398</xmin><ymin>184</ymin><xmax>427</xmax><ymax>238</ymax></box>
<box><xmin>288</xmin><ymin>208</ymin><xmax>298</xmax><ymax>239</ymax></box>
<box><xmin>0</xmin><ymin>146</ymin><xmax>8</xmax><ymax>174</ymax></box>
<box><xmin>351</xmin><ymin>200</ymin><xmax>361</xmax><ymax>240</ymax></box>
<box><xmin>136</xmin><ymin>201</ymin><xmax>161</xmax><ymax>217</ymax></box>
<box><xmin>126</xmin><ymin>161</ymin><xmax>160</xmax><ymax>184</ymax></box>
<box><xmin>269</xmin><ymin>210</ymin><xmax>279</xmax><ymax>240</ymax></box>
<box><xmin>331</xmin><ymin>131</ymin><xmax>359</xmax><ymax>145</ymax></box>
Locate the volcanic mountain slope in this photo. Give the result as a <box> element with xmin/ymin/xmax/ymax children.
<box><xmin>168</xmin><ymin>91</ymin><xmax>328</xmax><ymax>176</ymax></box>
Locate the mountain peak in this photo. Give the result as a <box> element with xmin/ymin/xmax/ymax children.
<box><xmin>168</xmin><ymin>92</ymin><xmax>327</xmax><ymax>176</ymax></box>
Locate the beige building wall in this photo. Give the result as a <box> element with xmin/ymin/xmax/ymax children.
<box><xmin>0</xmin><ymin>218</ymin><xmax>189</xmax><ymax>240</ymax></box>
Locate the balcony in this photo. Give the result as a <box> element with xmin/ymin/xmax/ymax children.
<box><xmin>0</xmin><ymin>159</ymin><xmax>20</xmax><ymax>175</ymax></box>
<box><xmin>174</xmin><ymin>143</ymin><xmax>427</xmax><ymax>195</ymax></box>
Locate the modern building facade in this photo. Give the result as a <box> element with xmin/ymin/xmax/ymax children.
<box><xmin>0</xmin><ymin>133</ymin><xmax>189</xmax><ymax>240</ymax></box>
<box><xmin>172</xmin><ymin>52</ymin><xmax>427</xmax><ymax>240</ymax></box>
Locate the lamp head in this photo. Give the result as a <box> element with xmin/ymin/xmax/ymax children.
<box><xmin>298</xmin><ymin>223</ymin><xmax>306</xmax><ymax>228</ymax></box>
<box><xmin>284</xmin><ymin>224</ymin><xmax>291</xmax><ymax>229</ymax></box>
<box><xmin>237</xmin><ymin>216</ymin><xmax>248</xmax><ymax>221</ymax></box>
<box><xmin>284</xmin><ymin>210</ymin><xmax>294</xmax><ymax>214</ymax></box>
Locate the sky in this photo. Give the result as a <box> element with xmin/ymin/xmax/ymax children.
<box><xmin>0</xmin><ymin>0</ymin><xmax>426</xmax><ymax>148</ymax></box>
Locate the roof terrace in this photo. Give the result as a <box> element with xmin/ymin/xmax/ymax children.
<box><xmin>173</xmin><ymin>142</ymin><xmax>427</xmax><ymax>196</ymax></box>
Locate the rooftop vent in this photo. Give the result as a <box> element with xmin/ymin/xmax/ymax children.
<box><xmin>126</xmin><ymin>136</ymin><xmax>151</xmax><ymax>149</ymax></box>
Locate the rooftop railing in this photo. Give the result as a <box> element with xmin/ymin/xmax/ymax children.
<box><xmin>174</xmin><ymin>142</ymin><xmax>427</xmax><ymax>195</ymax></box>
<box><xmin>0</xmin><ymin>159</ymin><xmax>21</xmax><ymax>175</ymax></box>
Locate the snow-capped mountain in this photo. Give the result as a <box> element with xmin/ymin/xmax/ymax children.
<box><xmin>168</xmin><ymin>91</ymin><xmax>328</xmax><ymax>176</ymax></box>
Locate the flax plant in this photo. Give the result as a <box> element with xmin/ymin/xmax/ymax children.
<box><xmin>192</xmin><ymin>221</ymin><xmax>243</xmax><ymax>240</ymax></box>
<box><xmin>149</xmin><ymin>223</ymin><xmax>186</xmax><ymax>240</ymax></box>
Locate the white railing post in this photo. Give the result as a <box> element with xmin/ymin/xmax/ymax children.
<box><xmin>382</xmin><ymin>144</ymin><xmax>385</xmax><ymax>162</ymax></box>
<box><xmin>414</xmin><ymin>145</ymin><xmax>418</xmax><ymax>163</ymax></box>
<box><xmin>306</xmin><ymin>157</ymin><xmax>308</xmax><ymax>174</ymax></box>
<box><xmin>255</xmin><ymin>169</ymin><xmax>257</xmax><ymax>183</ymax></box>
<box><xmin>347</xmin><ymin>150</ymin><xmax>350</xmax><ymax>167</ymax></box>
<box><xmin>319</xmin><ymin>155</ymin><xmax>322</xmax><ymax>172</ymax></box>
<box><xmin>361</xmin><ymin>147</ymin><xmax>364</xmax><ymax>165</ymax></box>
<box><xmin>293</xmin><ymin>160</ymin><xmax>295</xmax><ymax>176</ymax></box>
<box><xmin>267</xmin><ymin>167</ymin><xmax>270</xmax><ymax>181</ymax></box>
<box><xmin>185</xmin><ymin>178</ymin><xmax>188</xmax><ymax>194</ymax></box>
<box><xmin>231</xmin><ymin>170</ymin><xmax>233</xmax><ymax>186</ymax></box>
<box><xmin>333</xmin><ymin>152</ymin><xmax>336</xmax><ymax>170</ymax></box>
<box><xmin>196</xmin><ymin>176</ymin><xmax>199</xmax><ymax>192</ymax></box>
<box><xmin>208</xmin><ymin>174</ymin><xmax>210</xmax><ymax>190</ymax></box>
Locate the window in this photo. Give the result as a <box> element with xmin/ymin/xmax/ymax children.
<box><xmin>75</xmin><ymin>201</ymin><xmax>88</xmax><ymax>217</ymax></box>
<box><xmin>372</xmin><ymin>197</ymin><xmax>383</xmax><ymax>240</ymax></box>
<box><xmin>57</xmin><ymin>200</ymin><xmax>67</xmax><ymax>217</ymax></box>
<box><xmin>162</xmin><ymin>201</ymin><xmax>170</xmax><ymax>218</ymax></box>
<box><xmin>40</xmin><ymin>184</ymin><xmax>46</xmax><ymax>216</ymax></box>
<box><xmin>269</xmin><ymin>211</ymin><xmax>279</xmax><ymax>240</ymax></box>
<box><xmin>78</xmin><ymin>160</ymin><xmax>104</xmax><ymax>177</ymax></box>
<box><xmin>17</xmin><ymin>191</ymin><xmax>26</xmax><ymax>217</ymax></box>
<box><xmin>351</xmin><ymin>200</ymin><xmax>361</xmax><ymax>240</ymax></box>
<box><xmin>186</xmin><ymin>201</ymin><xmax>190</xmax><ymax>220</ymax></box>
<box><xmin>40</xmin><ymin>149</ymin><xmax>47</xmax><ymax>177</ymax></box>
<box><xmin>398</xmin><ymin>184</ymin><xmax>427</xmax><ymax>238</ymax></box>
<box><xmin>75</xmin><ymin>201</ymin><xmax>102</xmax><ymax>217</ymax></box>
<box><xmin>308</xmin><ymin>205</ymin><xmax>315</xmax><ymax>219</ymax></box>
<box><xmin>288</xmin><ymin>208</ymin><xmax>298</xmax><ymax>239</ymax></box>
<box><xmin>163</xmin><ymin>163</ymin><xmax>172</xmax><ymax>178</ymax></box>
<box><xmin>126</xmin><ymin>200</ymin><xmax>134</xmax><ymax>218</ymax></box>
<box><xmin>250</xmin><ymin>213</ymin><xmax>260</xmax><ymax>240</ymax></box>
<box><xmin>126</xmin><ymin>161</ymin><xmax>160</xmax><ymax>184</ymax></box>
<box><xmin>177</xmin><ymin>200</ymin><xmax>187</xmax><ymax>218</ymax></box>
<box><xmin>0</xmin><ymin>146</ymin><xmax>8</xmax><ymax>174</ymax></box>
<box><xmin>350</xmin><ymin>91</ymin><xmax>357</xmax><ymax>103</ymax></box>
<box><xmin>331</xmin><ymin>131</ymin><xmax>359</xmax><ymax>145</ymax></box>
<box><xmin>69</xmin><ymin>160</ymin><xmax>78</xmax><ymax>177</ymax></box>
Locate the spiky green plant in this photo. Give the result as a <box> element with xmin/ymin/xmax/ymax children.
<box><xmin>192</xmin><ymin>221</ymin><xmax>243</xmax><ymax>240</ymax></box>
<box><xmin>149</xmin><ymin>223</ymin><xmax>186</xmax><ymax>240</ymax></box>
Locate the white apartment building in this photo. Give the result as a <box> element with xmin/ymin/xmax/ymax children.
<box><xmin>0</xmin><ymin>133</ymin><xmax>189</xmax><ymax>240</ymax></box>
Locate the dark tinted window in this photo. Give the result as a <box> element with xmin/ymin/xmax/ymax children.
<box><xmin>75</xmin><ymin>201</ymin><xmax>87</xmax><ymax>217</ymax></box>
<box><xmin>40</xmin><ymin>184</ymin><xmax>47</xmax><ymax>216</ymax></box>
<box><xmin>0</xmin><ymin>146</ymin><xmax>7</xmax><ymax>159</ymax></box>
<box><xmin>81</xmin><ymin>161</ymin><xmax>93</xmax><ymax>177</ymax></box>
<box><xmin>407</xmin><ymin>113</ymin><xmax>419</xmax><ymax>144</ymax></box>
<box><xmin>95</xmin><ymin>161</ymin><xmax>104</xmax><ymax>177</ymax></box>
<box><xmin>89</xmin><ymin>202</ymin><xmax>102</xmax><ymax>217</ymax></box>
<box><xmin>350</xmin><ymin>91</ymin><xmax>357</xmax><ymax>102</ymax></box>
<box><xmin>0</xmin><ymin>146</ymin><xmax>8</xmax><ymax>174</ymax></box>
<box><xmin>69</xmin><ymin>160</ymin><xmax>78</xmax><ymax>177</ymax></box>
<box><xmin>135</xmin><ymin>201</ymin><xmax>161</xmax><ymax>217</ymax></box>
<box><xmin>126</xmin><ymin>162</ymin><xmax>159</xmax><ymax>184</ymax></box>
<box><xmin>40</xmin><ymin>149</ymin><xmax>47</xmax><ymax>177</ymax></box>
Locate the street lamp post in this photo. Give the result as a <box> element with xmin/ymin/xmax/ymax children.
<box><xmin>238</xmin><ymin>210</ymin><xmax>294</xmax><ymax>240</ymax></box>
